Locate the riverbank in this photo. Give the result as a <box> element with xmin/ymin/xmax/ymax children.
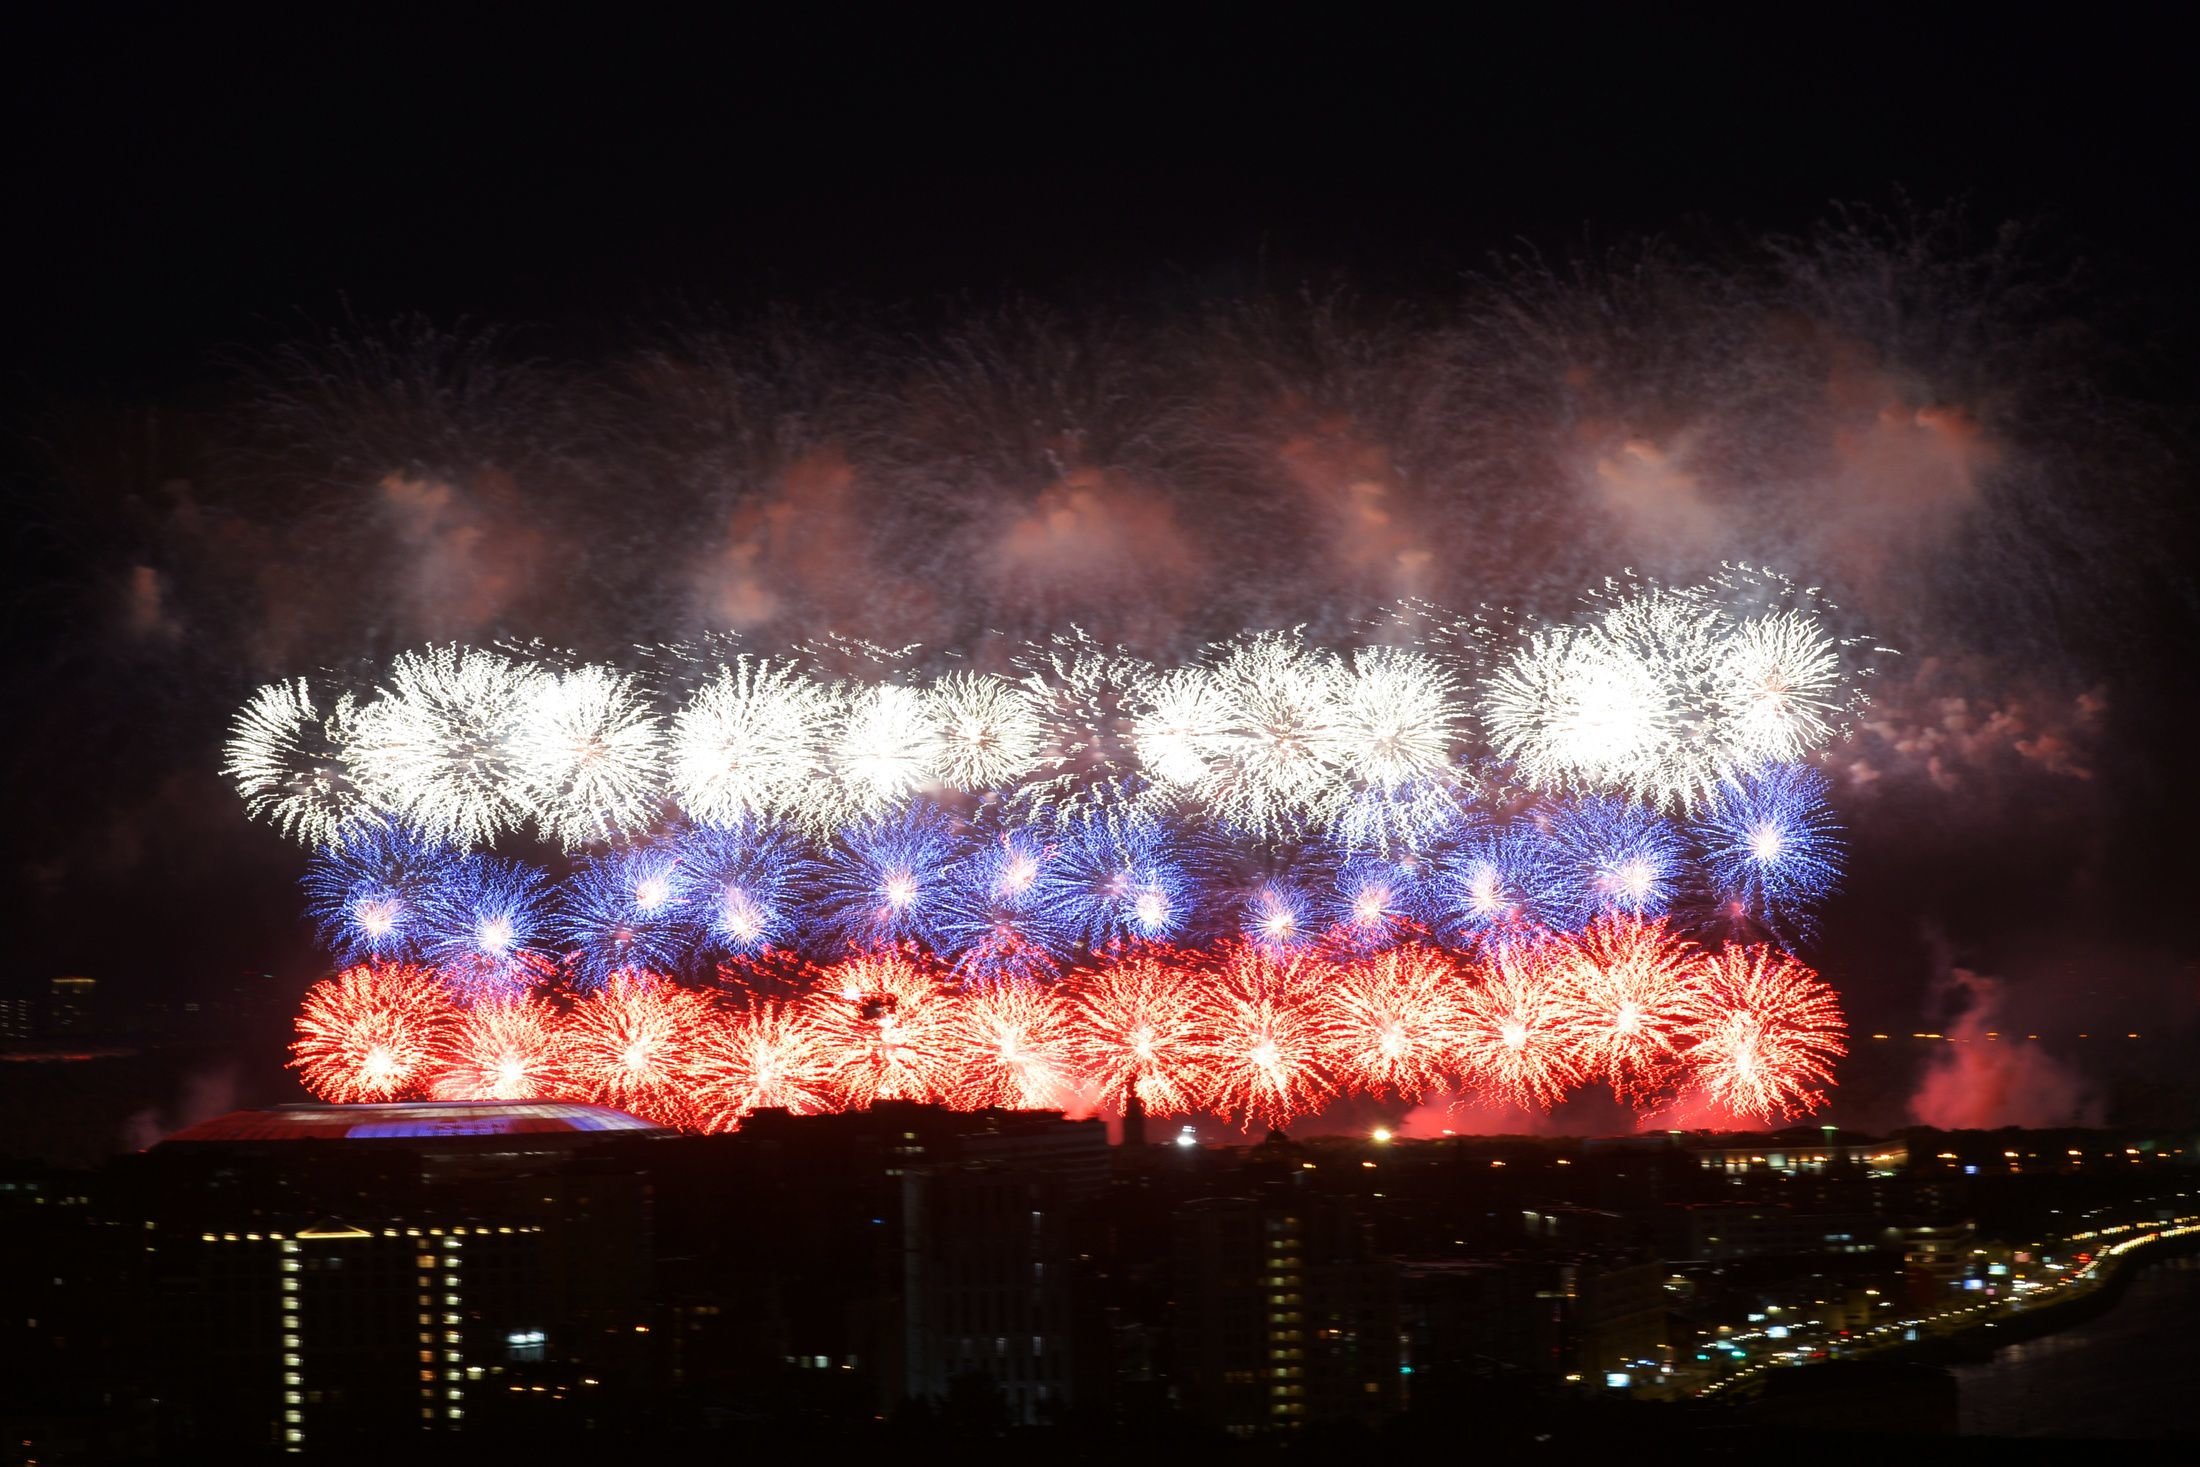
<box><xmin>1953</xmin><ymin>1255</ymin><xmax>2200</xmax><ymax>1438</ymax></box>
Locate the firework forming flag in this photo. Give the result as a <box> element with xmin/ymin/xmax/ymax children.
<box><xmin>243</xmin><ymin>573</ymin><xmax>1875</xmax><ymax>1130</ymax></box>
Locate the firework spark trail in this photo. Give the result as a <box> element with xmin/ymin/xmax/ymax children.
<box><xmin>1190</xmin><ymin>941</ymin><xmax>1338</xmax><ymax>1129</ymax></box>
<box><xmin>1196</xmin><ymin>632</ymin><xmax>1349</xmax><ymax>840</ymax></box>
<box><xmin>1452</xmin><ymin>944</ymin><xmax>1588</xmax><ymax>1109</ymax></box>
<box><xmin>420</xmin><ymin>854</ymin><xmax>554</xmax><ymax>997</ymax></box>
<box><xmin>1437</xmin><ymin>818</ymin><xmax>1551</xmax><ymax>946</ymax></box>
<box><xmin>291</xmin><ymin>962</ymin><xmax>456</xmax><ymax>1102</ymax></box>
<box><xmin>688</xmin><ymin>997</ymin><xmax>833</xmax><ymax>1128</ymax></box>
<box><xmin>1482</xmin><ymin>627</ymin><xmax>1674</xmax><ymax>804</ymax></box>
<box><xmin>429</xmin><ymin>992</ymin><xmax>567</xmax><ymax>1101</ymax></box>
<box><xmin>935</xmin><ymin>826</ymin><xmax>1076</xmax><ymax>984</ymax></box>
<box><xmin>804</xmin><ymin>949</ymin><xmax>965</xmax><ymax>1107</ymax></box>
<box><xmin>1548</xmin><ymin>916</ymin><xmax>1699</xmax><ymax>1104</ymax></box>
<box><xmin>1009</xmin><ymin>633</ymin><xmax>1159</xmax><ymax>828</ymax></box>
<box><xmin>562</xmin><ymin>972</ymin><xmax>711</xmax><ymax>1126</ymax></box>
<box><xmin>828</xmin><ymin>682</ymin><xmax>943</xmax><ymax>821</ymax></box>
<box><xmin>1131</xmin><ymin>666</ymin><xmax>1234</xmax><ymax>790</ymax></box>
<box><xmin>1539</xmin><ymin>795</ymin><xmax>1686</xmax><ymax>929</ymax></box>
<box><xmin>1063</xmin><ymin>947</ymin><xmax>1208</xmax><ymax>1115</ymax></box>
<box><xmin>928</xmin><ymin>670</ymin><xmax>1044</xmax><ymax>790</ymax></box>
<box><xmin>1328</xmin><ymin>647</ymin><xmax>1469</xmax><ymax>853</ymax></box>
<box><xmin>1052</xmin><ymin>815</ymin><xmax>1192</xmax><ymax>947</ymax></box>
<box><xmin>1713</xmin><ymin>608</ymin><xmax>1845</xmax><ymax>765</ymax></box>
<box><xmin>1312</xmin><ymin>944</ymin><xmax>1464</xmax><ymax>1098</ymax></box>
<box><xmin>1676</xmin><ymin>943</ymin><xmax>1847</xmax><ymax>1121</ymax></box>
<box><xmin>1320</xmin><ymin>853</ymin><xmax>1437</xmax><ymax>953</ymax></box>
<box><xmin>1588</xmin><ymin>585</ymin><xmax>1732</xmax><ymax>808</ymax></box>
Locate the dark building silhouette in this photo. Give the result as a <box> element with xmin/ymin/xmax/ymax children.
<box><xmin>124</xmin><ymin>1100</ymin><xmax>668</xmax><ymax>1454</ymax></box>
<box><xmin>1171</xmin><ymin>1191</ymin><xmax>1400</xmax><ymax>1434</ymax></box>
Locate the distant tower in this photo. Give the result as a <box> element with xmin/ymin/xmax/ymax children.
<box><xmin>1120</xmin><ymin>1088</ymin><xmax>1147</xmax><ymax>1147</ymax></box>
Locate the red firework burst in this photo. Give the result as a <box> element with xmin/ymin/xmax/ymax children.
<box><xmin>1676</xmin><ymin>943</ymin><xmax>1846</xmax><ymax>1121</ymax></box>
<box><xmin>1453</xmin><ymin>944</ymin><xmax>1587</xmax><ymax>1110</ymax></box>
<box><xmin>1190</xmin><ymin>941</ymin><xmax>1337</xmax><ymax>1131</ymax></box>
<box><xmin>429</xmin><ymin>991</ymin><xmax>569</xmax><ymax>1101</ymax></box>
<box><xmin>949</xmin><ymin>980</ymin><xmax>1076</xmax><ymax>1110</ymax></box>
<box><xmin>292</xmin><ymin>962</ymin><xmax>456</xmax><ymax>1102</ymax></box>
<box><xmin>1063</xmin><ymin>946</ymin><xmax>1208</xmax><ymax>1115</ymax></box>
<box><xmin>688</xmin><ymin>998</ymin><xmax>834</xmax><ymax>1130</ymax></box>
<box><xmin>563</xmin><ymin>972</ymin><xmax>710</xmax><ymax>1127</ymax></box>
<box><xmin>1312</xmin><ymin>944</ymin><xmax>1464</xmax><ymax>1099</ymax></box>
<box><xmin>1548</xmin><ymin>917</ymin><xmax>1700</xmax><ymax>1105</ymax></box>
<box><xmin>804</xmin><ymin>949</ymin><xmax>964</xmax><ymax>1107</ymax></box>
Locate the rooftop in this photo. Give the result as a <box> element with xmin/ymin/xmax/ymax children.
<box><xmin>159</xmin><ymin>1100</ymin><xmax>670</xmax><ymax>1145</ymax></box>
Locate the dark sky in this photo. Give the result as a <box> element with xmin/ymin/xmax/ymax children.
<box><xmin>13</xmin><ymin>9</ymin><xmax>2199</xmax><ymax>389</ymax></box>
<box><xmin>4</xmin><ymin>7</ymin><xmax>2196</xmax><ymax>1130</ymax></box>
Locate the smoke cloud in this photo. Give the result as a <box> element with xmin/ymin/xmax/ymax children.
<box><xmin>1909</xmin><ymin>969</ymin><xmax>2100</xmax><ymax>1130</ymax></box>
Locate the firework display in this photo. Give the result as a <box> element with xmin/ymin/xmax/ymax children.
<box><xmin>248</xmin><ymin>572</ymin><xmax>1871</xmax><ymax>1129</ymax></box>
<box><xmin>292</xmin><ymin>920</ymin><xmax>1845</xmax><ymax>1127</ymax></box>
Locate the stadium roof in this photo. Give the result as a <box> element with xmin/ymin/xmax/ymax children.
<box><xmin>160</xmin><ymin>1100</ymin><xmax>671</xmax><ymax>1145</ymax></box>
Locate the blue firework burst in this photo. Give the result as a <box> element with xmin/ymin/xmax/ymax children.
<box><xmin>553</xmin><ymin>845</ymin><xmax>693</xmax><ymax>986</ymax></box>
<box><xmin>1319</xmin><ymin>851</ymin><xmax>1438</xmax><ymax>952</ymax></box>
<box><xmin>1436</xmin><ymin>820</ymin><xmax>1554</xmax><ymax>945</ymax></box>
<box><xmin>1539</xmin><ymin>796</ymin><xmax>1686</xmax><ymax>929</ymax></box>
<box><xmin>674</xmin><ymin>819</ymin><xmax>813</xmax><ymax>959</ymax></box>
<box><xmin>1691</xmin><ymin>763</ymin><xmax>1844</xmax><ymax>940</ymax></box>
<box><xmin>302</xmin><ymin>823</ymin><xmax>459</xmax><ymax>964</ymax></box>
<box><xmin>1052</xmin><ymin>814</ymin><xmax>1197</xmax><ymax>950</ymax></box>
<box><xmin>936</xmin><ymin>826</ymin><xmax>1078</xmax><ymax>982</ymax></box>
<box><xmin>421</xmin><ymin>854</ymin><xmax>552</xmax><ymax>994</ymax></box>
<box><xmin>815</xmin><ymin>800</ymin><xmax>964</xmax><ymax>952</ymax></box>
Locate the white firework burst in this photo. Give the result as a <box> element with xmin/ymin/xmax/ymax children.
<box><xmin>1007</xmin><ymin>635</ymin><xmax>1160</xmax><ymax>827</ymax></box>
<box><xmin>222</xmin><ymin>678</ymin><xmax>366</xmax><ymax>846</ymax></box>
<box><xmin>1131</xmin><ymin>667</ymin><xmax>1234</xmax><ymax>789</ymax></box>
<box><xmin>1332</xmin><ymin>646</ymin><xmax>1465</xmax><ymax>790</ymax></box>
<box><xmin>1196</xmin><ymin>632</ymin><xmax>1348</xmax><ymax>839</ymax></box>
<box><xmin>508</xmin><ymin>664</ymin><xmax>665</xmax><ymax>849</ymax></box>
<box><xmin>829</xmin><ymin>683</ymin><xmax>943</xmax><ymax>817</ymax></box>
<box><xmin>1590</xmin><ymin>587</ymin><xmax>1733</xmax><ymax>807</ymax></box>
<box><xmin>1713</xmin><ymin>609</ymin><xmax>1842</xmax><ymax>763</ymax></box>
<box><xmin>345</xmin><ymin>646</ymin><xmax>543</xmax><ymax>847</ymax></box>
<box><xmin>927</xmin><ymin>670</ymin><xmax>1043</xmax><ymax>792</ymax></box>
<box><xmin>1482</xmin><ymin>626</ymin><xmax>1674</xmax><ymax>801</ymax></box>
<box><xmin>667</xmin><ymin>657</ymin><xmax>834</xmax><ymax>827</ymax></box>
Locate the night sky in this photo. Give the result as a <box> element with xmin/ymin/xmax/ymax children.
<box><xmin>6</xmin><ymin>8</ymin><xmax>2196</xmax><ymax>1131</ymax></box>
